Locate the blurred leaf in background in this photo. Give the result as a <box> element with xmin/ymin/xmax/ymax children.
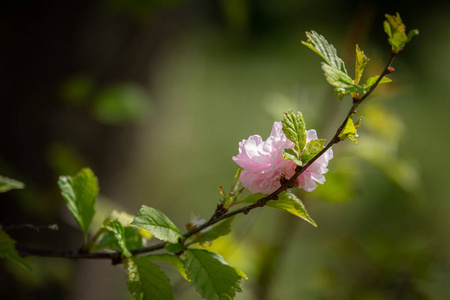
<box><xmin>92</xmin><ymin>83</ymin><xmax>151</xmax><ymax>125</ymax></box>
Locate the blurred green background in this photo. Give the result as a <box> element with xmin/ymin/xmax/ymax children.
<box><xmin>1</xmin><ymin>0</ymin><xmax>450</xmax><ymax>299</ymax></box>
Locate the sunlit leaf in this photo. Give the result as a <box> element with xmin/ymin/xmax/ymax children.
<box><xmin>339</xmin><ymin>116</ymin><xmax>359</xmax><ymax>144</ymax></box>
<box><xmin>302</xmin><ymin>31</ymin><xmax>347</xmax><ymax>73</ymax></box>
<box><xmin>384</xmin><ymin>13</ymin><xmax>418</xmax><ymax>53</ymax></box>
<box><xmin>363</xmin><ymin>76</ymin><xmax>392</xmax><ymax>90</ymax></box>
<box><xmin>282</xmin><ymin>110</ymin><xmax>306</xmax><ymax>156</ymax></box>
<box><xmin>355</xmin><ymin>45</ymin><xmax>370</xmax><ymax>85</ymax></box>
<box><xmin>58</xmin><ymin>168</ymin><xmax>98</xmax><ymax>242</ymax></box>
<box><xmin>282</xmin><ymin>148</ymin><xmax>302</xmax><ymax>166</ymax></box>
<box><xmin>0</xmin><ymin>229</ymin><xmax>31</xmax><ymax>270</ymax></box>
<box><xmin>185</xmin><ymin>249</ymin><xmax>246</xmax><ymax>300</ymax></box>
<box><xmin>321</xmin><ymin>64</ymin><xmax>365</xmax><ymax>95</ymax></box>
<box><xmin>126</xmin><ymin>257</ymin><xmax>174</xmax><ymax>300</ymax></box>
<box><xmin>132</xmin><ymin>206</ymin><xmax>181</xmax><ymax>244</ymax></box>
<box><xmin>189</xmin><ymin>217</ymin><xmax>235</xmax><ymax>245</ymax></box>
<box><xmin>0</xmin><ymin>175</ymin><xmax>24</xmax><ymax>193</ymax></box>
<box><xmin>241</xmin><ymin>191</ymin><xmax>317</xmax><ymax>226</ymax></box>
<box><xmin>301</xmin><ymin>139</ymin><xmax>326</xmax><ymax>164</ymax></box>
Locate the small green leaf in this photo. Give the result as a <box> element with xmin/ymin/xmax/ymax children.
<box><xmin>301</xmin><ymin>139</ymin><xmax>326</xmax><ymax>164</ymax></box>
<box><xmin>384</xmin><ymin>13</ymin><xmax>418</xmax><ymax>53</ymax></box>
<box><xmin>165</xmin><ymin>242</ymin><xmax>184</xmax><ymax>254</ymax></box>
<box><xmin>103</xmin><ymin>220</ymin><xmax>132</xmax><ymax>257</ymax></box>
<box><xmin>282</xmin><ymin>110</ymin><xmax>307</xmax><ymax>156</ymax></box>
<box><xmin>132</xmin><ymin>206</ymin><xmax>182</xmax><ymax>244</ymax></box>
<box><xmin>92</xmin><ymin>226</ymin><xmax>144</xmax><ymax>252</ymax></box>
<box><xmin>189</xmin><ymin>217</ymin><xmax>235</xmax><ymax>245</ymax></box>
<box><xmin>0</xmin><ymin>175</ymin><xmax>24</xmax><ymax>193</ymax></box>
<box><xmin>302</xmin><ymin>31</ymin><xmax>347</xmax><ymax>73</ymax></box>
<box><xmin>58</xmin><ymin>168</ymin><xmax>98</xmax><ymax>242</ymax></box>
<box><xmin>185</xmin><ymin>249</ymin><xmax>246</xmax><ymax>300</ymax></box>
<box><xmin>275</xmin><ymin>191</ymin><xmax>317</xmax><ymax>226</ymax></box>
<box><xmin>363</xmin><ymin>76</ymin><xmax>392</xmax><ymax>90</ymax></box>
<box><xmin>0</xmin><ymin>229</ymin><xmax>31</xmax><ymax>270</ymax></box>
<box><xmin>241</xmin><ymin>191</ymin><xmax>317</xmax><ymax>227</ymax></box>
<box><xmin>282</xmin><ymin>148</ymin><xmax>302</xmax><ymax>166</ymax></box>
<box><xmin>321</xmin><ymin>63</ymin><xmax>365</xmax><ymax>95</ymax></box>
<box><xmin>354</xmin><ymin>45</ymin><xmax>370</xmax><ymax>85</ymax></box>
<box><xmin>147</xmin><ymin>254</ymin><xmax>188</xmax><ymax>281</ymax></box>
<box><xmin>339</xmin><ymin>116</ymin><xmax>359</xmax><ymax>144</ymax></box>
<box><xmin>126</xmin><ymin>257</ymin><xmax>174</xmax><ymax>300</ymax></box>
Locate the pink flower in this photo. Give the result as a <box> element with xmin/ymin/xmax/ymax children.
<box><xmin>232</xmin><ymin>122</ymin><xmax>333</xmax><ymax>194</ymax></box>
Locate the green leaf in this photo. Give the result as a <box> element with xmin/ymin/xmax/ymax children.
<box><xmin>384</xmin><ymin>13</ymin><xmax>418</xmax><ymax>53</ymax></box>
<box><xmin>354</xmin><ymin>45</ymin><xmax>370</xmax><ymax>85</ymax></box>
<box><xmin>103</xmin><ymin>220</ymin><xmax>132</xmax><ymax>257</ymax></box>
<box><xmin>363</xmin><ymin>76</ymin><xmax>392</xmax><ymax>90</ymax></box>
<box><xmin>275</xmin><ymin>191</ymin><xmax>317</xmax><ymax>226</ymax></box>
<box><xmin>185</xmin><ymin>249</ymin><xmax>246</xmax><ymax>300</ymax></box>
<box><xmin>241</xmin><ymin>191</ymin><xmax>317</xmax><ymax>227</ymax></box>
<box><xmin>282</xmin><ymin>148</ymin><xmax>302</xmax><ymax>166</ymax></box>
<box><xmin>321</xmin><ymin>63</ymin><xmax>365</xmax><ymax>95</ymax></box>
<box><xmin>58</xmin><ymin>168</ymin><xmax>98</xmax><ymax>242</ymax></box>
<box><xmin>0</xmin><ymin>229</ymin><xmax>31</xmax><ymax>270</ymax></box>
<box><xmin>165</xmin><ymin>242</ymin><xmax>184</xmax><ymax>254</ymax></box>
<box><xmin>339</xmin><ymin>116</ymin><xmax>359</xmax><ymax>144</ymax></box>
<box><xmin>189</xmin><ymin>217</ymin><xmax>235</xmax><ymax>245</ymax></box>
<box><xmin>301</xmin><ymin>139</ymin><xmax>326</xmax><ymax>164</ymax></box>
<box><xmin>0</xmin><ymin>175</ymin><xmax>24</xmax><ymax>193</ymax></box>
<box><xmin>302</xmin><ymin>31</ymin><xmax>347</xmax><ymax>73</ymax></box>
<box><xmin>92</xmin><ymin>226</ymin><xmax>144</xmax><ymax>252</ymax></box>
<box><xmin>147</xmin><ymin>254</ymin><xmax>188</xmax><ymax>281</ymax></box>
<box><xmin>126</xmin><ymin>257</ymin><xmax>174</xmax><ymax>300</ymax></box>
<box><xmin>282</xmin><ymin>110</ymin><xmax>306</xmax><ymax>156</ymax></box>
<box><xmin>132</xmin><ymin>206</ymin><xmax>182</xmax><ymax>244</ymax></box>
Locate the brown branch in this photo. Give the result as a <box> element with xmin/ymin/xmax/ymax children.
<box><xmin>14</xmin><ymin>51</ymin><xmax>397</xmax><ymax>263</ymax></box>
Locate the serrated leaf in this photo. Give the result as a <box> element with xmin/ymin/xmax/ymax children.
<box><xmin>363</xmin><ymin>76</ymin><xmax>392</xmax><ymax>90</ymax></box>
<box><xmin>241</xmin><ymin>191</ymin><xmax>317</xmax><ymax>227</ymax></box>
<box><xmin>321</xmin><ymin>63</ymin><xmax>365</xmax><ymax>95</ymax></box>
<box><xmin>302</xmin><ymin>31</ymin><xmax>347</xmax><ymax>73</ymax></box>
<box><xmin>301</xmin><ymin>139</ymin><xmax>326</xmax><ymax>164</ymax></box>
<box><xmin>0</xmin><ymin>175</ymin><xmax>24</xmax><ymax>193</ymax></box>
<box><xmin>189</xmin><ymin>217</ymin><xmax>235</xmax><ymax>245</ymax></box>
<box><xmin>185</xmin><ymin>249</ymin><xmax>246</xmax><ymax>300</ymax></box>
<box><xmin>126</xmin><ymin>257</ymin><xmax>174</xmax><ymax>300</ymax></box>
<box><xmin>384</xmin><ymin>13</ymin><xmax>418</xmax><ymax>53</ymax></box>
<box><xmin>282</xmin><ymin>148</ymin><xmax>302</xmax><ymax>166</ymax></box>
<box><xmin>58</xmin><ymin>168</ymin><xmax>98</xmax><ymax>242</ymax></box>
<box><xmin>132</xmin><ymin>206</ymin><xmax>181</xmax><ymax>244</ymax></box>
<box><xmin>103</xmin><ymin>220</ymin><xmax>132</xmax><ymax>257</ymax></box>
<box><xmin>355</xmin><ymin>45</ymin><xmax>370</xmax><ymax>85</ymax></box>
<box><xmin>339</xmin><ymin>116</ymin><xmax>359</xmax><ymax>144</ymax></box>
<box><xmin>147</xmin><ymin>254</ymin><xmax>188</xmax><ymax>281</ymax></box>
<box><xmin>0</xmin><ymin>229</ymin><xmax>31</xmax><ymax>270</ymax></box>
<box><xmin>282</xmin><ymin>110</ymin><xmax>306</xmax><ymax>156</ymax></box>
